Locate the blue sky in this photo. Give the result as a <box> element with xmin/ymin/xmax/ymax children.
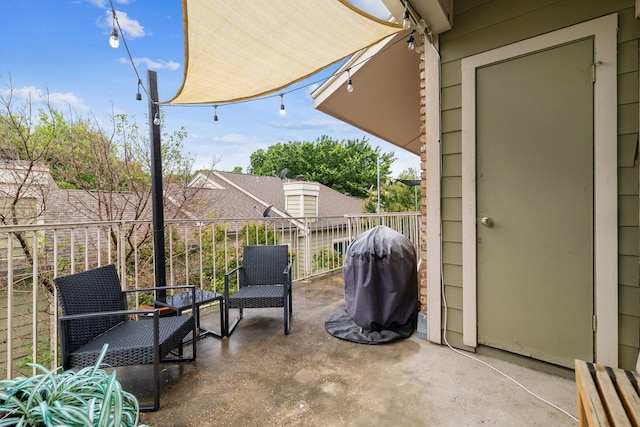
<box><xmin>0</xmin><ymin>1</ymin><xmax>419</xmax><ymax>176</ymax></box>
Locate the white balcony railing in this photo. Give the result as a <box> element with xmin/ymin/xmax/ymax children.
<box><xmin>0</xmin><ymin>212</ymin><xmax>420</xmax><ymax>378</ymax></box>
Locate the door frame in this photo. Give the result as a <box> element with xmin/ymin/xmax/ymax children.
<box><xmin>460</xmin><ymin>14</ymin><xmax>618</xmax><ymax>365</ymax></box>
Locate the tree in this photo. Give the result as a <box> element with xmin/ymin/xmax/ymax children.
<box><xmin>0</xmin><ymin>79</ymin><xmax>211</xmax><ymax>285</ymax></box>
<box><xmin>0</xmin><ymin>84</ymin><xmax>66</xmax><ymax>292</ymax></box>
<box><xmin>363</xmin><ymin>168</ymin><xmax>421</xmax><ymax>213</ymax></box>
<box><xmin>248</xmin><ymin>135</ymin><xmax>395</xmax><ymax>198</ymax></box>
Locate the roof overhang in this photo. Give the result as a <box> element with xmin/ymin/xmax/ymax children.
<box><xmin>311</xmin><ymin>32</ymin><xmax>422</xmax><ymax>155</ymax></box>
<box><xmin>311</xmin><ymin>1</ymin><xmax>453</xmax><ymax>156</ymax></box>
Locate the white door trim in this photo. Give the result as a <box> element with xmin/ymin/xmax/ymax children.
<box><xmin>426</xmin><ymin>35</ymin><xmax>443</xmax><ymax>344</ymax></box>
<box><xmin>461</xmin><ymin>14</ymin><xmax>618</xmax><ymax>365</ymax></box>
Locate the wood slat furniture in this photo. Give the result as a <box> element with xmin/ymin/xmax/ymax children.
<box><xmin>575</xmin><ymin>359</ymin><xmax>640</xmax><ymax>426</ymax></box>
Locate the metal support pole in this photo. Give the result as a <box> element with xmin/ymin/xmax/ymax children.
<box><xmin>376</xmin><ymin>155</ymin><xmax>380</xmax><ymax>214</ymax></box>
<box><xmin>147</xmin><ymin>70</ymin><xmax>166</xmax><ymax>298</ymax></box>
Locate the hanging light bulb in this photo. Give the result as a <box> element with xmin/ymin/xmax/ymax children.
<box><xmin>279</xmin><ymin>94</ymin><xmax>286</xmax><ymax>116</ymax></box>
<box><xmin>213</xmin><ymin>105</ymin><xmax>219</xmax><ymax>122</ymax></box>
<box><xmin>136</xmin><ymin>79</ymin><xmax>142</xmax><ymax>101</ymax></box>
<box><xmin>153</xmin><ymin>112</ymin><xmax>160</xmax><ymax>126</ymax></box>
<box><xmin>407</xmin><ymin>33</ymin><xmax>415</xmax><ymax>50</ymax></box>
<box><xmin>109</xmin><ymin>27</ymin><xmax>119</xmax><ymax>48</ymax></box>
<box><xmin>402</xmin><ymin>2</ymin><xmax>411</xmax><ymax>29</ymax></box>
<box><xmin>346</xmin><ymin>69</ymin><xmax>354</xmax><ymax>93</ymax></box>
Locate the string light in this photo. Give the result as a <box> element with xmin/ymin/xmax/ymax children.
<box><xmin>109</xmin><ymin>0</ymin><xmax>150</xmax><ymax>101</ymax></box>
<box><xmin>402</xmin><ymin>2</ymin><xmax>411</xmax><ymax>29</ymax></box>
<box><xmin>109</xmin><ymin>5</ymin><xmax>119</xmax><ymax>48</ymax></box>
<box><xmin>279</xmin><ymin>94</ymin><xmax>286</xmax><ymax>116</ymax></box>
<box><xmin>213</xmin><ymin>105</ymin><xmax>218</xmax><ymax>121</ymax></box>
<box><xmin>407</xmin><ymin>31</ymin><xmax>415</xmax><ymax>50</ymax></box>
<box><xmin>109</xmin><ymin>28</ymin><xmax>119</xmax><ymax>48</ymax></box>
<box><xmin>110</xmin><ymin>1</ymin><xmax>416</xmax><ymax>121</ymax></box>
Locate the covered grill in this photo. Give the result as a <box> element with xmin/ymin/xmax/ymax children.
<box><xmin>326</xmin><ymin>225</ymin><xmax>418</xmax><ymax>344</ymax></box>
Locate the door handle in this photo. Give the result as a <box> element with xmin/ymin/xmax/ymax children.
<box><xmin>480</xmin><ymin>217</ymin><xmax>493</xmax><ymax>227</ymax></box>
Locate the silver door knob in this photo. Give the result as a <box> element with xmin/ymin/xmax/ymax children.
<box><xmin>480</xmin><ymin>217</ymin><xmax>493</xmax><ymax>227</ymax></box>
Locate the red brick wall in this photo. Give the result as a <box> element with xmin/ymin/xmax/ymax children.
<box><xmin>416</xmin><ymin>41</ymin><xmax>427</xmax><ymax>311</ymax></box>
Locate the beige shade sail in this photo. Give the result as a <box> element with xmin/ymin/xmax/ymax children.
<box><xmin>167</xmin><ymin>0</ymin><xmax>402</xmax><ymax>104</ymax></box>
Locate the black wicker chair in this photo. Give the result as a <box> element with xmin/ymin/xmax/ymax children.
<box><xmin>224</xmin><ymin>245</ymin><xmax>292</xmax><ymax>336</ymax></box>
<box><xmin>54</xmin><ymin>264</ymin><xmax>197</xmax><ymax>412</ymax></box>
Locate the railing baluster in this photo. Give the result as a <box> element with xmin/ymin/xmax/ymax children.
<box><xmin>1</xmin><ymin>213</ymin><xmax>420</xmax><ymax>379</ymax></box>
<box><xmin>31</xmin><ymin>232</ymin><xmax>38</xmax><ymax>375</ymax></box>
<box><xmin>6</xmin><ymin>233</ymin><xmax>13</xmax><ymax>378</ymax></box>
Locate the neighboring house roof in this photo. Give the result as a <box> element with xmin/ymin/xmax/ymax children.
<box><xmin>186</xmin><ymin>171</ymin><xmax>364</xmax><ymax>219</ymax></box>
<box><xmin>1</xmin><ymin>161</ymin><xmax>363</xmax><ymax>224</ymax></box>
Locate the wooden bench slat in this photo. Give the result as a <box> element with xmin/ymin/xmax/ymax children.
<box><xmin>594</xmin><ymin>364</ymin><xmax>632</xmax><ymax>427</ymax></box>
<box><xmin>576</xmin><ymin>360</ymin><xmax>611</xmax><ymax>426</ymax></box>
<box><xmin>575</xmin><ymin>360</ymin><xmax>640</xmax><ymax>427</ymax></box>
<box><xmin>612</xmin><ymin>368</ymin><xmax>640</xmax><ymax>427</ymax></box>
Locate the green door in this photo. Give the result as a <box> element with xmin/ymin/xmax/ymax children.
<box><xmin>476</xmin><ymin>38</ymin><xmax>594</xmax><ymax>368</ymax></box>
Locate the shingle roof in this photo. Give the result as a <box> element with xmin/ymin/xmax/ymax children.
<box><xmin>186</xmin><ymin>171</ymin><xmax>364</xmax><ymax>219</ymax></box>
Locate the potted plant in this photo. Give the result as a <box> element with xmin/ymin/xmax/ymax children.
<box><xmin>0</xmin><ymin>344</ymin><xmax>147</xmax><ymax>427</ymax></box>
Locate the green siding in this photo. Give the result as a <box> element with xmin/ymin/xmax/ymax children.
<box><xmin>438</xmin><ymin>0</ymin><xmax>640</xmax><ymax>369</ymax></box>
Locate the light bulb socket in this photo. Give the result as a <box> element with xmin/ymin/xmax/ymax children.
<box><xmin>407</xmin><ymin>34</ymin><xmax>415</xmax><ymax>50</ymax></box>
<box><xmin>109</xmin><ymin>28</ymin><xmax>119</xmax><ymax>49</ymax></box>
<box><xmin>136</xmin><ymin>92</ymin><xmax>142</xmax><ymax>101</ymax></box>
<box><xmin>402</xmin><ymin>10</ymin><xmax>411</xmax><ymax>29</ymax></box>
<box><xmin>213</xmin><ymin>105</ymin><xmax>219</xmax><ymax>121</ymax></box>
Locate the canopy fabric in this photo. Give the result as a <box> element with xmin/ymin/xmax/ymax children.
<box><xmin>167</xmin><ymin>0</ymin><xmax>402</xmax><ymax>104</ymax></box>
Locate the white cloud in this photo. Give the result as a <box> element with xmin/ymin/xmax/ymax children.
<box><xmin>269</xmin><ymin>118</ymin><xmax>351</xmax><ymax>133</ymax></box>
<box><xmin>187</xmin><ymin>133</ymin><xmax>267</xmax><ymax>172</ymax></box>
<box><xmin>1</xmin><ymin>86</ymin><xmax>91</xmax><ymax>113</ymax></box>
<box><xmin>103</xmin><ymin>9</ymin><xmax>144</xmax><ymax>39</ymax></box>
<box><xmin>209</xmin><ymin>133</ymin><xmax>263</xmax><ymax>145</ymax></box>
<box><xmin>86</xmin><ymin>0</ymin><xmax>107</xmax><ymax>7</ymax></box>
<box><xmin>121</xmin><ymin>57</ymin><xmax>180</xmax><ymax>71</ymax></box>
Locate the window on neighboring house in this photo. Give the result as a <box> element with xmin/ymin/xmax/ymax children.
<box><xmin>333</xmin><ymin>238</ymin><xmax>349</xmax><ymax>256</ymax></box>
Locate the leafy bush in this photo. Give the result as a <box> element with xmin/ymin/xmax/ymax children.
<box><xmin>0</xmin><ymin>344</ymin><xmax>146</xmax><ymax>427</ymax></box>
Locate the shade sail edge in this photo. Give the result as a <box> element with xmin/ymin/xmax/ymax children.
<box><xmin>166</xmin><ymin>0</ymin><xmax>402</xmax><ymax>105</ymax></box>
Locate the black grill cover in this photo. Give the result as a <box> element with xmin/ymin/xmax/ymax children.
<box><xmin>343</xmin><ymin>225</ymin><xmax>418</xmax><ymax>331</ymax></box>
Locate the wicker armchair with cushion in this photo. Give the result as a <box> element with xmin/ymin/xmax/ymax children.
<box><xmin>54</xmin><ymin>264</ymin><xmax>197</xmax><ymax>412</ymax></box>
<box><xmin>224</xmin><ymin>245</ymin><xmax>292</xmax><ymax>336</ymax></box>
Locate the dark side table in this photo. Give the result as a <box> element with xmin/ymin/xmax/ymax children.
<box><xmin>155</xmin><ymin>289</ymin><xmax>225</xmax><ymax>338</ymax></box>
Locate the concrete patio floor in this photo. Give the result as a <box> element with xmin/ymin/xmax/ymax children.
<box><xmin>137</xmin><ymin>271</ymin><xmax>578</xmax><ymax>426</ymax></box>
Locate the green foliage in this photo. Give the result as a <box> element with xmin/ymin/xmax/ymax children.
<box><xmin>0</xmin><ymin>344</ymin><xmax>144</xmax><ymax>427</ymax></box>
<box><xmin>17</xmin><ymin>338</ymin><xmax>55</xmax><ymax>372</ymax></box>
<box><xmin>238</xmin><ymin>222</ymin><xmax>277</xmax><ymax>246</ymax></box>
<box><xmin>363</xmin><ymin>168</ymin><xmax>421</xmax><ymax>213</ymax></box>
<box><xmin>197</xmin><ymin>224</ymin><xmax>237</xmax><ymax>291</ymax></box>
<box><xmin>312</xmin><ymin>248</ymin><xmax>343</xmax><ymax>271</ymax></box>
<box><xmin>248</xmin><ymin>135</ymin><xmax>395</xmax><ymax>198</ymax></box>
<box><xmin>193</xmin><ymin>222</ymin><xmax>283</xmax><ymax>291</ymax></box>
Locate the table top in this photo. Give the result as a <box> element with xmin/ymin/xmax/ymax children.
<box><xmin>155</xmin><ymin>289</ymin><xmax>223</xmax><ymax>311</ymax></box>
